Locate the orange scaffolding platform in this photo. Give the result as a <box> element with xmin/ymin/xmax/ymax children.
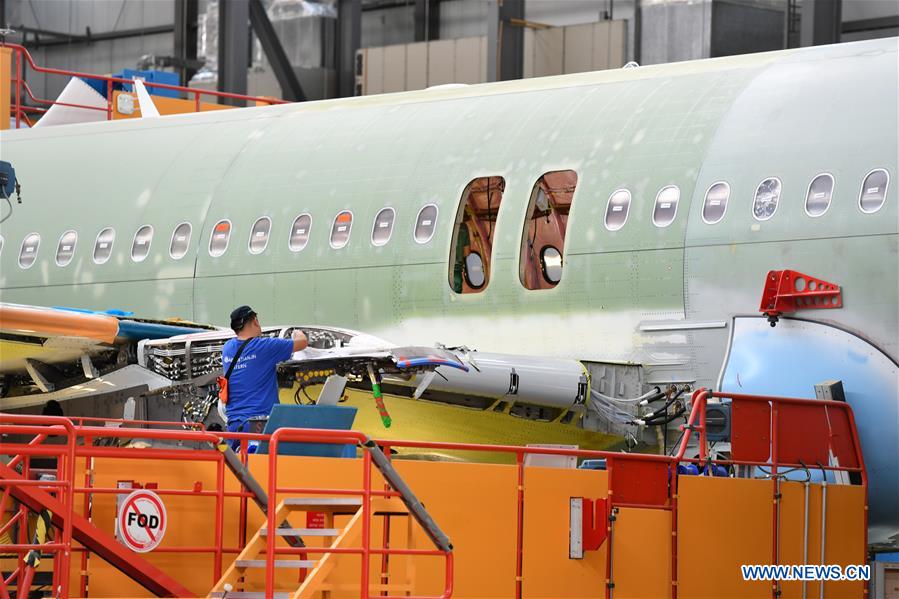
<box><xmin>0</xmin><ymin>390</ymin><xmax>869</xmax><ymax>598</ymax></box>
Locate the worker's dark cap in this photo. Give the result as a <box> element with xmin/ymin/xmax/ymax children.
<box><xmin>229</xmin><ymin>305</ymin><xmax>257</xmax><ymax>331</ymax></box>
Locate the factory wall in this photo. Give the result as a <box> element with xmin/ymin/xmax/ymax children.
<box><xmin>4</xmin><ymin>0</ymin><xmax>175</xmax><ymax>100</ymax></box>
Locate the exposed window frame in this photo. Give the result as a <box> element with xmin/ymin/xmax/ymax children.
<box><xmin>751</xmin><ymin>176</ymin><xmax>783</xmax><ymax>222</ymax></box>
<box><xmin>248</xmin><ymin>216</ymin><xmax>273</xmax><ymax>255</ymax></box>
<box><xmin>329</xmin><ymin>210</ymin><xmax>354</xmax><ymax>250</ymax></box>
<box><xmin>55</xmin><ymin>229</ymin><xmax>78</xmax><ymax>267</ymax></box>
<box><xmin>604</xmin><ymin>189</ymin><xmax>631</xmax><ymax>232</ymax></box>
<box><xmin>413</xmin><ymin>204</ymin><xmax>439</xmax><ymax>245</ymax></box>
<box><xmin>804</xmin><ymin>173</ymin><xmax>835</xmax><ymax>218</ymax></box>
<box><xmin>371</xmin><ymin>207</ymin><xmax>396</xmax><ymax>247</ymax></box>
<box><xmin>92</xmin><ymin>227</ymin><xmax>115</xmax><ymax>265</ymax></box>
<box><xmin>701</xmin><ymin>181</ymin><xmax>730</xmax><ymax>225</ymax></box>
<box><xmin>18</xmin><ymin>232</ymin><xmax>40</xmax><ymax>269</ymax></box>
<box><xmin>651</xmin><ymin>185</ymin><xmax>680</xmax><ymax>228</ymax></box>
<box><xmin>169</xmin><ymin>222</ymin><xmax>193</xmax><ymax>260</ymax></box>
<box><xmin>287</xmin><ymin>213</ymin><xmax>312</xmax><ymax>253</ymax></box>
<box><xmin>858</xmin><ymin>168</ymin><xmax>890</xmax><ymax>215</ymax></box>
<box><xmin>130</xmin><ymin>224</ymin><xmax>154</xmax><ymax>263</ymax></box>
<box><xmin>209</xmin><ymin>219</ymin><xmax>233</xmax><ymax>257</ymax></box>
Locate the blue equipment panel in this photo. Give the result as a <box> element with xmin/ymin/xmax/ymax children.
<box><xmin>258</xmin><ymin>405</ymin><xmax>358</xmax><ymax>458</ymax></box>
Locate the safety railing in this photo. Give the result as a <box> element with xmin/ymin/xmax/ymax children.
<box><xmin>265</xmin><ymin>428</ymin><xmax>454</xmax><ymax>599</ymax></box>
<box><xmin>0</xmin><ymin>388</ymin><xmax>867</xmax><ymax>599</ymax></box>
<box><xmin>672</xmin><ymin>388</ymin><xmax>868</xmax><ymax>599</ymax></box>
<box><xmin>0</xmin><ymin>415</ymin><xmax>76</xmax><ymax>599</ymax></box>
<box><xmin>1</xmin><ymin>42</ymin><xmax>289</xmax><ymax>128</ymax></box>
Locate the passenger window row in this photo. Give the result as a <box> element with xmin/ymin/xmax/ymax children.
<box><xmin>5</xmin><ymin>168</ymin><xmax>890</xmax><ymax>273</ymax></box>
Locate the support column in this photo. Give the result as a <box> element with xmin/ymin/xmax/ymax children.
<box><xmin>800</xmin><ymin>0</ymin><xmax>841</xmax><ymax>47</ymax></box>
<box><xmin>337</xmin><ymin>0</ymin><xmax>361</xmax><ymax>97</ymax></box>
<box><xmin>218</xmin><ymin>0</ymin><xmax>250</xmax><ymax>104</ymax></box>
<box><xmin>414</xmin><ymin>0</ymin><xmax>440</xmax><ymax>42</ymax></box>
<box><xmin>487</xmin><ymin>0</ymin><xmax>524</xmax><ymax>83</ymax></box>
<box><xmin>174</xmin><ymin>0</ymin><xmax>199</xmax><ymax>85</ymax></box>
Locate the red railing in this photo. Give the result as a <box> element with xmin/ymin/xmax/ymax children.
<box><xmin>0</xmin><ymin>416</ymin><xmax>76</xmax><ymax>599</ymax></box>
<box><xmin>672</xmin><ymin>389</ymin><xmax>868</xmax><ymax>599</ymax></box>
<box><xmin>1</xmin><ymin>42</ymin><xmax>289</xmax><ymax>128</ymax></box>
<box><xmin>0</xmin><ymin>389</ymin><xmax>868</xmax><ymax>599</ymax></box>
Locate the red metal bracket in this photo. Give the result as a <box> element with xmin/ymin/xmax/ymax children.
<box><xmin>758</xmin><ymin>270</ymin><xmax>842</xmax><ymax>326</ymax></box>
<box><xmin>581</xmin><ymin>497</ymin><xmax>608</xmax><ymax>551</ymax></box>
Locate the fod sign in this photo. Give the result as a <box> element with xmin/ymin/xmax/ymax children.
<box><xmin>117</xmin><ymin>489</ymin><xmax>167</xmax><ymax>553</ymax></box>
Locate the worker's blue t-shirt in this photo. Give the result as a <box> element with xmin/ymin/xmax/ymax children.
<box><xmin>221</xmin><ymin>336</ymin><xmax>295</xmax><ymax>427</ymax></box>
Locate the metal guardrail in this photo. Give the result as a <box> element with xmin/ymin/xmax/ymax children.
<box><xmin>1</xmin><ymin>42</ymin><xmax>289</xmax><ymax>128</ymax></box>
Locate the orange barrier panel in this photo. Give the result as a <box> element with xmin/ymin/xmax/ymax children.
<box><xmin>677</xmin><ymin>476</ymin><xmax>774</xmax><ymax>598</ymax></box>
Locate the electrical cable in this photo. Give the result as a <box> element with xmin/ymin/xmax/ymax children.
<box><xmin>591</xmin><ymin>386</ymin><xmax>661</xmax><ymax>404</ymax></box>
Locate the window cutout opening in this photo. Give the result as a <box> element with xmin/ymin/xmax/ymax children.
<box><xmin>209</xmin><ymin>220</ymin><xmax>231</xmax><ymax>257</ymax></box>
<box><xmin>652</xmin><ymin>185</ymin><xmax>680</xmax><ymax>228</ymax></box>
<box><xmin>56</xmin><ymin>230</ymin><xmax>77</xmax><ymax>267</ymax></box>
<box><xmin>519</xmin><ymin>170</ymin><xmax>577</xmax><ymax>290</ymax></box>
<box><xmin>702</xmin><ymin>182</ymin><xmax>729</xmax><ymax>224</ymax></box>
<box><xmin>19</xmin><ymin>233</ymin><xmax>40</xmax><ymax>269</ymax></box>
<box><xmin>414</xmin><ymin>204</ymin><xmax>438</xmax><ymax>244</ymax></box>
<box><xmin>805</xmin><ymin>174</ymin><xmax>834</xmax><ymax>217</ymax></box>
<box><xmin>93</xmin><ymin>228</ymin><xmax>115</xmax><ymax>264</ymax></box>
<box><xmin>330</xmin><ymin>211</ymin><xmax>353</xmax><ymax>249</ymax></box>
<box><xmin>859</xmin><ymin>169</ymin><xmax>889</xmax><ymax>214</ymax></box>
<box><xmin>449</xmin><ymin>176</ymin><xmax>505</xmax><ymax>294</ymax></box>
<box><xmin>604</xmin><ymin>189</ymin><xmax>631</xmax><ymax>231</ymax></box>
<box><xmin>131</xmin><ymin>225</ymin><xmax>153</xmax><ymax>262</ymax></box>
<box><xmin>289</xmin><ymin>214</ymin><xmax>311</xmax><ymax>252</ymax></box>
<box><xmin>248</xmin><ymin>216</ymin><xmax>272</xmax><ymax>254</ymax></box>
<box><xmin>540</xmin><ymin>246</ymin><xmax>563</xmax><ymax>284</ymax></box>
<box><xmin>371</xmin><ymin>207</ymin><xmax>396</xmax><ymax>247</ymax></box>
<box><xmin>170</xmin><ymin>223</ymin><xmax>192</xmax><ymax>260</ymax></box>
<box><xmin>752</xmin><ymin>177</ymin><xmax>782</xmax><ymax>221</ymax></box>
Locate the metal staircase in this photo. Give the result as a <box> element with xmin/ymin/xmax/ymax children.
<box><xmin>209</xmin><ymin>496</ymin><xmax>414</xmax><ymax>598</ymax></box>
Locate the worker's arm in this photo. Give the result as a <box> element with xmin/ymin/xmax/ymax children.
<box><xmin>292</xmin><ymin>329</ymin><xmax>308</xmax><ymax>352</ymax></box>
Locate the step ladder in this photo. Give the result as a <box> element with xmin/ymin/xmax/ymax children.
<box><xmin>208</xmin><ymin>496</ymin><xmax>414</xmax><ymax>598</ymax></box>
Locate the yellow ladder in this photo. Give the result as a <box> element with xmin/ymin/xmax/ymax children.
<box><xmin>208</xmin><ymin>496</ymin><xmax>414</xmax><ymax>599</ymax></box>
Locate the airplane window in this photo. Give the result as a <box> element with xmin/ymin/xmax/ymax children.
<box><xmin>520</xmin><ymin>170</ymin><xmax>577</xmax><ymax>290</ymax></box>
<box><xmin>652</xmin><ymin>185</ymin><xmax>680</xmax><ymax>228</ymax></box>
<box><xmin>169</xmin><ymin>222</ymin><xmax>192</xmax><ymax>260</ymax></box>
<box><xmin>604</xmin><ymin>189</ymin><xmax>631</xmax><ymax>231</ymax></box>
<box><xmin>288</xmin><ymin>214</ymin><xmax>311</xmax><ymax>252</ymax></box>
<box><xmin>248</xmin><ymin>216</ymin><xmax>272</xmax><ymax>255</ymax></box>
<box><xmin>450</xmin><ymin>177</ymin><xmax>505</xmax><ymax>294</ymax></box>
<box><xmin>209</xmin><ymin>220</ymin><xmax>232</xmax><ymax>257</ymax></box>
<box><xmin>702</xmin><ymin>182</ymin><xmax>729</xmax><ymax>224</ymax></box>
<box><xmin>18</xmin><ymin>232</ymin><xmax>40</xmax><ymax>269</ymax></box>
<box><xmin>464</xmin><ymin>252</ymin><xmax>486</xmax><ymax>288</ymax></box>
<box><xmin>540</xmin><ymin>245</ymin><xmax>563</xmax><ymax>284</ymax></box>
<box><xmin>371</xmin><ymin>207</ymin><xmax>396</xmax><ymax>247</ymax></box>
<box><xmin>805</xmin><ymin>174</ymin><xmax>834</xmax><ymax>217</ymax></box>
<box><xmin>752</xmin><ymin>177</ymin><xmax>782</xmax><ymax>221</ymax></box>
<box><xmin>93</xmin><ymin>227</ymin><xmax>115</xmax><ymax>264</ymax></box>
<box><xmin>131</xmin><ymin>225</ymin><xmax>154</xmax><ymax>263</ymax></box>
<box><xmin>55</xmin><ymin>230</ymin><xmax>77</xmax><ymax>267</ymax></box>
<box><xmin>330</xmin><ymin>211</ymin><xmax>353</xmax><ymax>249</ymax></box>
<box><xmin>414</xmin><ymin>204</ymin><xmax>438</xmax><ymax>244</ymax></box>
<box><xmin>859</xmin><ymin>169</ymin><xmax>889</xmax><ymax>214</ymax></box>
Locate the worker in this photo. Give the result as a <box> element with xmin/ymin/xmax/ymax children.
<box><xmin>221</xmin><ymin>306</ymin><xmax>308</xmax><ymax>436</ymax></box>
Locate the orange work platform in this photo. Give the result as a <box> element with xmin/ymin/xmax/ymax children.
<box><xmin>0</xmin><ymin>390</ymin><xmax>869</xmax><ymax>598</ymax></box>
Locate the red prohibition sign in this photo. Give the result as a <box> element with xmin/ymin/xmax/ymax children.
<box><xmin>118</xmin><ymin>489</ymin><xmax>167</xmax><ymax>553</ymax></box>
